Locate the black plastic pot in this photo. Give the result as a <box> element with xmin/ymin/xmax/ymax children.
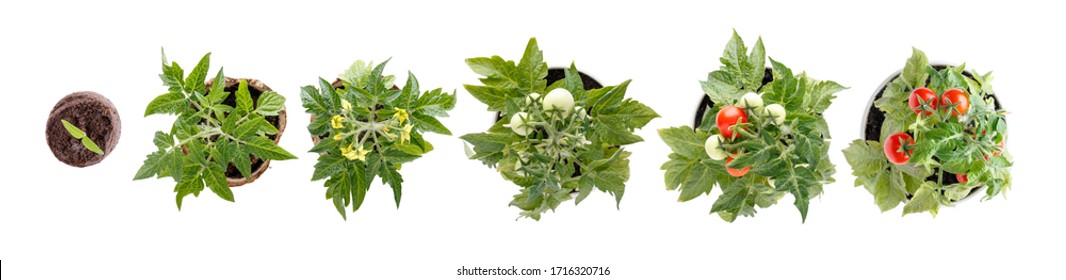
<box><xmin>861</xmin><ymin>64</ymin><xmax>1004</xmax><ymax>202</ymax></box>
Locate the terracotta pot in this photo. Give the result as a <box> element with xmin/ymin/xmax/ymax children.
<box><xmin>204</xmin><ymin>77</ymin><xmax>287</xmax><ymax>187</ymax></box>
<box><xmin>46</xmin><ymin>91</ymin><xmax>121</xmax><ymax>167</ymax></box>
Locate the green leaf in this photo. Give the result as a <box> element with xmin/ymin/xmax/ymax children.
<box><xmin>516</xmin><ymin>37</ymin><xmax>547</xmax><ymax>91</ymax></box>
<box><xmin>235</xmin><ymin>80</ymin><xmax>253</xmax><ymax>112</ymax></box>
<box><xmin>153</xmin><ymin>132</ymin><xmax>173</xmax><ymax>150</ymax></box>
<box><xmin>658</xmin><ymin>127</ymin><xmax>705</xmax><ymax>159</ymax></box>
<box><xmin>903</xmin><ymin>182</ymin><xmax>940</xmax><ymax>216</ymax></box>
<box><xmin>902</xmin><ymin>48</ymin><xmax>929</xmax><ymax>88</ymax></box>
<box><xmin>590</xmin><ymin>80</ymin><xmax>630</xmax><ymax>114</ymax></box>
<box><xmin>325</xmin><ymin>172</ymin><xmax>351</xmax><ymax>220</ymax></box>
<box><xmin>808</xmin><ymin>80</ymin><xmax>844</xmax><ymax>113</ymax></box>
<box><xmin>166</xmin><ymin>150</ymin><xmax>185</xmax><ymax>183</ymax></box>
<box><xmin>843</xmin><ymin>140</ymin><xmax>887</xmax><ymax>176</ymax></box>
<box><xmin>588</xmin><ymin>150</ymin><xmax>630</xmax><ymax>208</ymax></box>
<box><xmin>144</xmin><ymin>92</ymin><xmax>187</xmax><ymax>116</ymax></box>
<box><xmin>460</xmin><ymin>132</ymin><xmax>518</xmax><ymax>164</ymax></box>
<box><xmin>464</xmin><ymin>84</ymin><xmax>509</xmax><ymax>111</ymax></box>
<box><xmin>232</xmin><ymin>144</ymin><xmax>252</xmax><ymax>179</ymax></box>
<box><xmin>240</xmin><ymin>136</ymin><xmax>296</xmax><ymax>160</ymax></box>
<box><xmin>300</xmin><ymin>84</ymin><xmax>329</xmax><ymax>116</ymax></box>
<box><xmin>414</xmin><ymin>89</ymin><xmax>457</xmax><ymax>117</ymax></box>
<box><xmin>133</xmin><ymin>150</ymin><xmax>166</xmax><ymax>180</ymax></box>
<box><xmin>160</xmin><ymin>48</ymin><xmax>185</xmax><ymax>91</ymax></box>
<box><xmin>721</xmin><ymin>30</ymin><xmax>749</xmax><ymax>78</ymax></box>
<box><xmin>382</xmin><ymin>165</ymin><xmax>404</xmax><ymax>208</ymax></box>
<box><xmin>312</xmin><ymin>153</ymin><xmax>348</xmax><ymax>181</ymax></box>
<box><xmin>465</xmin><ymin>56</ymin><xmax>520</xmax><ymax>88</ymax></box>
<box><xmin>563</xmin><ymin>63</ymin><xmax>585</xmax><ymax>99</ymax></box>
<box><xmin>81</xmin><ymin>137</ymin><xmax>104</xmax><ymax>155</ymax></box>
<box><xmin>746</xmin><ymin>36</ymin><xmax>766</xmax><ymax>90</ymax></box>
<box><xmin>235</xmin><ymin>115</ymin><xmax>276</xmax><ymax>138</ymax></box>
<box><xmin>700</xmin><ymin>71</ymin><xmax>741</xmax><ymax>105</ymax></box>
<box><xmin>61</xmin><ymin>119</ymin><xmax>86</xmax><ymax>139</ymax></box>
<box><xmin>203</xmin><ymin>164</ymin><xmax>234</xmax><ymax>202</ymax></box>
<box><xmin>600</xmin><ymin>99</ymin><xmax>659</xmax><ymax>130</ymax></box>
<box><xmin>207</xmin><ymin>68</ymin><xmax>227</xmax><ymax>105</ymax></box>
<box><xmin>307</xmin><ymin>114</ymin><xmax>332</xmax><ymax>137</ymax></box>
<box><xmin>676</xmin><ymin>161</ymin><xmax>716</xmax><ymax>202</ymax></box>
<box><xmin>592</xmin><ymin>119</ymin><xmax>643</xmax><ymax>146</ymax></box>
<box><xmin>409</xmin><ymin>112</ymin><xmax>451</xmax><ymax>136</ymax></box>
<box><xmin>710</xmin><ymin>181</ymin><xmax>755</xmax><ymax>222</ymax></box>
<box><xmin>367</xmin><ymin>58</ymin><xmax>390</xmax><ymax>94</ymax></box>
<box><xmin>184</xmin><ymin>53</ymin><xmax>211</xmax><ymax>93</ymax></box>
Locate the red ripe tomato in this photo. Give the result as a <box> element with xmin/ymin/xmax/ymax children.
<box><xmin>725</xmin><ymin>154</ymin><xmax>750</xmax><ymax>177</ymax></box>
<box><xmin>956</xmin><ymin>173</ymin><xmax>968</xmax><ymax>183</ymax></box>
<box><xmin>941</xmin><ymin>88</ymin><xmax>970</xmax><ymax>116</ymax></box>
<box><xmin>883</xmin><ymin>132</ymin><xmax>915</xmax><ymax>165</ymax></box>
<box><xmin>716</xmin><ymin>106</ymin><xmax>747</xmax><ymax>139</ymax></box>
<box><xmin>908</xmin><ymin>87</ymin><xmax>939</xmax><ymax>116</ymax></box>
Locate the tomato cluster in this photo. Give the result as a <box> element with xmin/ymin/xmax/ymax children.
<box><xmin>907</xmin><ymin>87</ymin><xmax>970</xmax><ymax>117</ymax></box>
<box><xmin>703</xmin><ymin>92</ymin><xmax>789</xmax><ymax>177</ymax></box>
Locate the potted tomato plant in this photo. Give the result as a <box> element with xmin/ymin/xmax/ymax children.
<box><xmin>301</xmin><ymin>60</ymin><xmax>456</xmax><ymax>219</ymax></box>
<box><xmin>46</xmin><ymin>91</ymin><xmax>121</xmax><ymax>167</ymax></box>
<box><xmin>133</xmin><ymin>50</ymin><xmax>297</xmax><ymax>209</ymax></box>
<box><xmin>659</xmin><ymin>31</ymin><xmax>844</xmax><ymax>222</ymax></box>
<box><xmin>461</xmin><ymin>38</ymin><xmax>659</xmax><ymax>220</ymax></box>
<box><xmin>842</xmin><ymin>48</ymin><xmax>1011</xmax><ymax>216</ymax></box>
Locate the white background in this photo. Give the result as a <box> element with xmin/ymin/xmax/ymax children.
<box><xmin>1</xmin><ymin>0</ymin><xmax>1062</xmax><ymax>279</ymax></box>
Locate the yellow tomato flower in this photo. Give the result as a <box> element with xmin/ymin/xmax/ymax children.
<box><xmin>332</xmin><ymin>133</ymin><xmax>343</xmax><ymax>141</ymax></box>
<box><xmin>341</xmin><ymin>99</ymin><xmax>352</xmax><ymax>112</ymax></box>
<box><xmin>340</xmin><ymin>145</ymin><xmax>368</xmax><ymax>161</ymax></box>
<box><xmin>393</xmin><ymin>108</ymin><xmax>408</xmax><ymax>125</ymax></box>
<box><xmin>354</xmin><ymin>146</ymin><xmax>369</xmax><ymax>161</ymax></box>
<box><xmin>340</xmin><ymin>146</ymin><xmax>354</xmax><ymax>160</ymax></box>
<box><xmin>401</xmin><ymin>123</ymin><xmax>412</xmax><ymax>144</ymax></box>
<box><xmin>330</xmin><ymin>115</ymin><xmax>344</xmax><ymax>129</ymax></box>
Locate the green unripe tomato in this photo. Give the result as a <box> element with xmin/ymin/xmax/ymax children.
<box><xmin>509</xmin><ymin>112</ymin><xmax>533</xmax><ymax>136</ymax></box>
<box><xmin>738</xmin><ymin>92</ymin><xmax>763</xmax><ymax>111</ymax></box>
<box><xmin>542</xmin><ymin>88</ymin><xmax>575</xmax><ymax>116</ymax></box>
<box><xmin>704</xmin><ymin>134</ymin><xmax>727</xmax><ymax>160</ymax></box>
<box><xmin>525</xmin><ymin>92</ymin><xmax>541</xmax><ymax>105</ymax></box>
<box><xmin>763</xmin><ymin>103</ymin><xmax>786</xmax><ymax>125</ymax></box>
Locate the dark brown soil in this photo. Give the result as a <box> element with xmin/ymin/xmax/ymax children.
<box><xmin>46</xmin><ymin>91</ymin><xmax>121</xmax><ymax>167</ymax></box>
<box><xmin>862</xmin><ymin>65</ymin><xmax>1003</xmax><ymax>196</ymax></box>
<box><xmin>693</xmin><ymin>68</ymin><xmax>774</xmax><ymax>128</ymax></box>
<box><xmin>204</xmin><ymin>77</ymin><xmax>287</xmax><ymax>186</ymax></box>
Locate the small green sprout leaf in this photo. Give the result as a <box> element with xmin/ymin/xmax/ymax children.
<box><xmin>61</xmin><ymin>119</ymin><xmax>104</xmax><ymax>155</ymax></box>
